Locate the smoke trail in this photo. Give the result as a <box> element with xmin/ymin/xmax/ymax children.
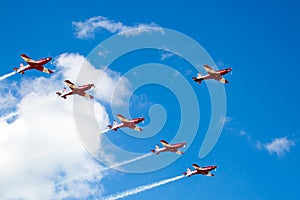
<box><xmin>0</xmin><ymin>111</ymin><xmax>19</xmax><ymax>121</ymax></box>
<box><xmin>57</xmin><ymin>153</ymin><xmax>153</xmax><ymax>186</ymax></box>
<box><xmin>103</xmin><ymin>174</ymin><xmax>185</xmax><ymax>200</ymax></box>
<box><xmin>0</xmin><ymin>71</ymin><xmax>17</xmax><ymax>81</ymax></box>
<box><xmin>0</xmin><ymin>96</ymin><xmax>57</xmax><ymax>121</ymax></box>
<box><xmin>99</xmin><ymin>128</ymin><xmax>110</xmax><ymax>134</ymax></box>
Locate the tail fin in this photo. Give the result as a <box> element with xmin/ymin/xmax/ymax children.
<box><xmin>13</xmin><ymin>63</ymin><xmax>25</xmax><ymax>74</ymax></box>
<box><xmin>107</xmin><ymin>125</ymin><xmax>112</xmax><ymax>129</ymax></box>
<box><xmin>192</xmin><ymin>76</ymin><xmax>202</xmax><ymax>84</ymax></box>
<box><xmin>197</xmin><ymin>73</ymin><xmax>201</xmax><ymax>79</ymax></box>
<box><xmin>183</xmin><ymin>168</ymin><xmax>191</xmax><ymax>176</ymax></box>
<box><xmin>56</xmin><ymin>92</ymin><xmax>61</xmax><ymax>96</ymax></box>
<box><xmin>151</xmin><ymin>145</ymin><xmax>160</xmax><ymax>154</ymax></box>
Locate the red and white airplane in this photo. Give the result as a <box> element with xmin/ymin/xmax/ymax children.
<box><xmin>183</xmin><ymin>164</ymin><xmax>217</xmax><ymax>177</ymax></box>
<box><xmin>151</xmin><ymin>140</ymin><xmax>186</xmax><ymax>155</ymax></box>
<box><xmin>108</xmin><ymin>114</ymin><xmax>144</xmax><ymax>132</ymax></box>
<box><xmin>56</xmin><ymin>80</ymin><xmax>95</xmax><ymax>99</ymax></box>
<box><xmin>192</xmin><ymin>64</ymin><xmax>232</xmax><ymax>84</ymax></box>
<box><xmin>13</xmin><ymin>54</ymin><xmax>54</xmax><ymax>74</ymax></box>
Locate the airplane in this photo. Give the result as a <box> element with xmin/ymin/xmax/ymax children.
<box><xmin>192</xmin><ymin>64</ymin><xmax>232</xmax><ymax>84</ymax></box>
<box><xmin>183</xmin><ymin>164</ymin><xmax>217</xmax><ymax>177</ymax></box>
<box><xmin>151</xmin><ymin>140</ymin><xmax>186</xmax><ymax>155</ymax></box>
<box><xmin>107</xmin><ymin>114</ymin><xmax>144</xmax><ymax>132</ymax></box>
<box><xmin>13</xmin><ymin>54</ymin><xmax>54</xmax><ymax>74</ymax></box>
<box><xmin>56</xmin><ymin>80</ymin><xmax>95</xmax><ymax>99</ymax></box>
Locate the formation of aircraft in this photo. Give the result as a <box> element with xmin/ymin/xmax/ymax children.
<box><xmin>192</xmin><ymin>64</ymin><xmax>232</xmax><ymax>84</ymax></box>
<box><xmin>151</xmin><ymin>140</ymin><xmax>186</xmax><ymax>155</ymax></box>
<box><xmin>56</xmin><ymin>80</ymin><xmax>95</xmax><ymax>99</ymax></box>
<box><xmin>183</xmin><ymin>164</ymin><xmax>217</xmax><ymax>177</ymax></box>
<box><xmin>5</xmin><ymin>53</ymin><xmax>224</xmax><ymax>180</ymax></box>
<box><xmin>13</xmin><ymin>54</ymin><xmax>54</xmax><ymax>74</ymax></box>
<box><xmin>107</xmin><ymin>114</ymin><xmax>144</xmax><ymax>132</ymax></box>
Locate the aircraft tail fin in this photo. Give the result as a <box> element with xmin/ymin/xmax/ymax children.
<box><xmin>13</xmin><ymin>63</ymin><xmax>25</xmax><ymax>74</ymax></box>
<box><xmin>183</xmin><ymin>168</ymin><xmax>191</xmax><ymax>176</ymax></box>
<box><xmin>108</xmin><ymin>124</ymin><xmax>117</xmax><ymax>131</ymax></box>
<box><xmin>197</xmin><ymin>73</ymin><xmax>201</xmax><ymax>79</ymax></box>
<box><xmin>155</xmin><ymin>145</ymin><xmax>159</xmax><ymax>150</ymax></box>
<box><xmin>56</xmin><ymin>92</ymin><xmax>61</xmax><ymax>96</ymax></box>
<box><xmin>192</xmin><ymin>75</ymin><xmax>202</xmax><ymax>84</ymax></box>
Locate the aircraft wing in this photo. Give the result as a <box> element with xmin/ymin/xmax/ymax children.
<box><xmin>36</xmin><ymin>65</ymin><xmax>54</xmax><ymax>74</ymax></box>
<box><xmin>215</xmin><ymin>76</ymin><xmax>229</xmax><ymax>84</ymax></box>
<box><xmin>21</xmin><ymin>54</ymin><xmax>37</xmax><ymax>64</ymax></box>
<box><xmin>132</xmin><ymin>125</ymin><xmax>143</xmax><ymax>132</ymax></box>
<box><xmin>160</xmin><ymin>140</ymin><xmax>172</xmax><ymax>148</ymax></box>
<box><xmin>175</xmin><ymin>150</ymin><xmax>184</xmax><ymax>155</ymax></box>
<box><xmin>79</xmin><ymin>91</ymin><xmax>94</xmax><ymax>99</ymax></box>
<box><xmin>204</xmin><ymin>173</ymin><xmax>214</xmax><ymax>177</ymax></box>
<box><xmin>203</xmin><ymin>64</ymin><xmax>217</xmax><ymax>74</ymax></box>
<box><xmin>192</xmin><ymin>164</ymin><xmax>204</xmax><ymax>170</ymax></box>
<box><xmin>64</xmin><ymin>80</ymin><xmax>77</xmax><ymax>90</ymax></box>
<box><xmin>117</xmin><ymin>114</ymin><xmax>130</xmax><ymax>123</ymax></box>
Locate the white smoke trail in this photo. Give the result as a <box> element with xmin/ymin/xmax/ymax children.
<box><xmin>0</xmin><ymin>71</ymin><xmax>17</xmax><ymax>81</ymax></box>
<box><xmin>0</xmin><ymin>96</ymin><xmax>57</xmax><ymax>121</ymax></box>
<box><xmin>103</xmin><ymin>174</ymin><xmax>185</xmax><ymax>200</ymax></box>
<box><xmin>57</xmin><ymin>153</ymin><xmax>153</xmax><ymax>186</ymax></box>
<box><xmin>99</xmin><ymin>128</ymin><xmax>110</xmax><ymax>134</ymax></box>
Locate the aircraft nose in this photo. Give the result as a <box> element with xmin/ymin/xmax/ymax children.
<box><xmin>228</xmin><ymin>68</ymin><xmax>232</xmax><ymax>71</ymax></box>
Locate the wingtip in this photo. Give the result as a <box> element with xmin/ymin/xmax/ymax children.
<box><xmin>20</xmin><ymin>53</ymin><xmax>28</xmax><ymax>58</ymax></box>
<box><xmin>160</xmin><ymin>139</ymin><xmax>168</xmax><ymax>143</ymax></box>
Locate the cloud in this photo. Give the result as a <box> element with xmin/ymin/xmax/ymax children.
<box><xmin>72</xmin><ymin>16</ymin><xmax>163</xmax><ymax>39</ymax></box>
<box><xmin>0</xmin><ymin>52</ymin><xmax>132</xmax><ymax>199</ymax></box>
<box><xmin>54</xmin><ymin>53</ymin><xmax>131</xmax><ymax>106</ymax></box>
<box><xmin>262</xmin><ymin>137</ymin><xmax>295</xmax><ymax>157</ymax></box>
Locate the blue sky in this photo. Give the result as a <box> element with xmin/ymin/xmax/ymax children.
<box><xmin>0</xmin><ymin>0</ymin><xmax>299</xmax><ymax>199</ymax></box>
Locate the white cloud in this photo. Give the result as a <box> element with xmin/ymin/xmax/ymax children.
<box><xmin>0</xmin><ymin>81</ymin><xmax>19</xmax><ymax>112</ymax></box>
<box><xmin>0</xmin><ymin>52</ymin><xmax>132</xmax><ymax>199</ymax></box>
<box><xmin>262</xmin><ymin>137</ymin><xmax>295</xmax><ymax>157</ymax></box>
<box><xmin>72</xmin><ymin>16</ymin><xmax>163</xmax><ymax>39</ymax></box>
<box><xmin>54</xmin><ymin>53</ymin><xmax>131</xmax><ymax>106</ymax></box>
